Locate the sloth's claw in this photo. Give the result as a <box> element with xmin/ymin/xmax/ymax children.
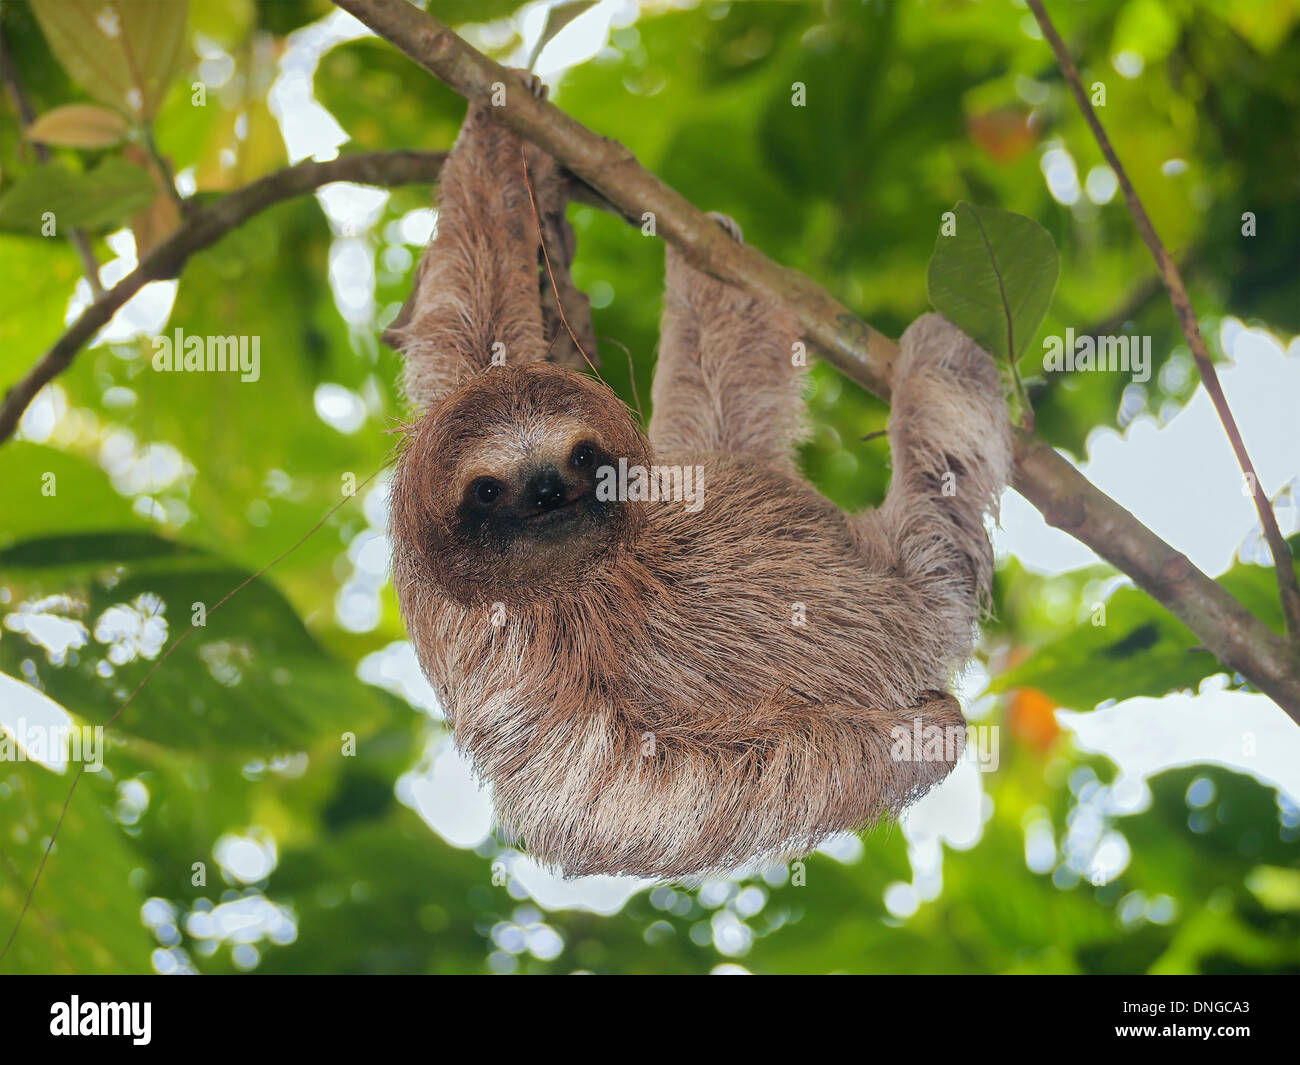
<box><xmin>521</xmin><ymin>71</ymin><xmax>548</xmax><ymax>100</ymax></box>
<box><xmin>706</xmin><ymin>211</ymin><xmax>744</xmax><ymax>245</ymax></box>
<box><xmin>501</xmin><ymin>67</ymin><xmax>548</xmax><ymax>100</ymax></box>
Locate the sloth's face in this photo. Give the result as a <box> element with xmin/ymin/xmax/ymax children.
<box><xmin>452</xmin><ymin>425</ymin><xmax>616</xmax><ymax>546</ymax></box>
<box><xmin>390</xmin><ymin>363</ymin><xmax>649</xmax><ymax>605</ymax></box>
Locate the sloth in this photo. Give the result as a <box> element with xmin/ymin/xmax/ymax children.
<box><xmin>386</xmin><ymin>76</ymin><xmax>1012</xmax><ymax>880</ymax></box>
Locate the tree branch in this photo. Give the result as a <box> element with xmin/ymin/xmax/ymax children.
<box><xmin>1026</xmin><ymin>0</ymin><xmax>1300</xmax><ymax>641</ymax></box>
<box><xmin>0</xmin><ymin>0</ymin><xmax>1294</xmax><ymax>717</ymax></box>
<box><xmin>330</xmin><ymin>0</ymin><xmax>1300</xmax><ymax>716</ymax></box>
<box><xmin>0</xmin><ymin>149</ymin><xmax>446</xmax><ymax>444</ymax></box>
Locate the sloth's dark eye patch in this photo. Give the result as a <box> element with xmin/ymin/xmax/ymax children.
<box><xmin>570</xmin><ymin>442</ymin><xmax>596</xmax><ymax>469</ymax></box>
<box><xmin>470</xmin><ymin>477</ymin><xmax>503</xmax><ymax>506</ymax></box>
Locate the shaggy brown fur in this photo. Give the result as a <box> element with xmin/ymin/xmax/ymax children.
<box><xmin>388</xmin><ymin>76</ymin><xmax>1013</xmax><ymax>879</ymax></box>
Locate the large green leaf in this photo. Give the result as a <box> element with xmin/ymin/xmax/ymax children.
<box><xmin>927</xmin><ymin>201</ymin><xmax>1060</xmax><ymax>365</ymax></box>
<box><xmin>0</xmin><ymin>761</ymin><xmax>155</xmax><ymax>974</ymax></box>
<box><xmin>0</xmin><ymin>531</ymin><xmax>397</xmax><ymax>753</ymax></box>
<box><xmin>990</xmin><ymin>585</ymin><xmax>1203</xmax><ymax>709</ymax></box>
<box><xmin>0</xmin><ymin>444</ymin><xmax>143</xmax><ymax>546</ymax></box>
<box><xmin>30</xmin><ymin>0</ymin><xmax>188</xmax><ymax>120</ymax></box>
<box><xmin>315</xmin><ymin>38</ymin><xmax>467</xmax><ymax>152</ymax></box>
<box><xmin>0</xmin><ymin>241</ymin><xmax>84</xmax><ymax>378</ymax></box>
<box><xmin>1123</xmin><ymin>766</ymin><xmax>1298</xmax><ymax>896</ymax></box>
<box><xmin>992</xmin><ymin>544</ymin><xmax>1300</xmax><ymax>709</ymax></box>
<box><xmin>0</xmin><ymin>158</ymin><xmax>155</xmax><ymax>234</ymax></box>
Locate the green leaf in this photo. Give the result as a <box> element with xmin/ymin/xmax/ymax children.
<box><xmin>1110</xmin><ymin>0</ymin><xmax>1182</xmax><ymax>64</ymax></box>
<box><xmin>990</xmin><ymin>586</ymin><xmax>1205</xmax><ymax>709</ymax></box>
<box><xmin>0</xmin><ymin>532</ymin><xmax>398</xmax><ymax>753</ymax></box>
<box><xmin>926</xmin><ymin>201</ymin><xmax>1060</xmax><ymax>366</ymax></box>
<box><xmin>315</xmin><ymin>39</ymin><xmax>466</xmax><ymax>152</ymax></box>
<box><xmin>255</xmin><ymin>0</ymin><xmax>330</xmax><ymax>36</ymax></box>
<box><xmin>189</xmin><ymin>0</ymin><xmax>255</xmax><ymax>50</ymax></box>
<box><xmin>1123</xmin><ymin>767</ymin><xmax>1298</xmax><ymax>896</ymax></box>
<box><xmin>0</xmin><ymin>240</ymin><xmax>83</xmax><ymax>370</ymax></box>
<box><xmin>0</xmin><ymin>760</ymin><xmax>155</xmax><ymax>974</ymax></box>
<box><xmin>29</xmin><ymin>0</ymin><xmax>188</xmax><ymax>120</ymax></box>
<box><xmin>992</xmin><ymin>543</ymin><xmax>1300</xmax><ymax>709</ymax></box>
<box><xmin>0</xmin><ymin>444</ymin><xmax>144</xmax><ymax>547</ymax></box>
<box><xmin>0</xmin><ymin>157</ymin><xmax>155</xmax><ymax>233</ymax></box>
<box><xmin>259</xmin><ymin>813</ymin><xmax>491</xmax><ymax>974</ymax></box>
<box><xmin>1217</xmin><ymin>534</ymin><xmax>1300</xmax><ymax>636</ymax></box>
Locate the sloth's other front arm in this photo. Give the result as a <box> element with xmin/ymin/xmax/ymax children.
<box><xmin>649</xmin><ymin>215</ymin><xmax>805</xmax><ymax>474</ymax></box>
<box><xmin>384</xmin><ymin>77</ymin><xmax>559</xmax><ymax>408</ymax></box>
<box><xmin>870</xmin><ymin>314</ymin><xmax>1013</xmax><ymax>673</ymax></box>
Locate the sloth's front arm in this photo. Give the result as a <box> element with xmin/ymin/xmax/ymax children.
<box><xmin>384</xmin><ymin>73</ymin><xmax>561</xmax><ymax>407</ymax></box>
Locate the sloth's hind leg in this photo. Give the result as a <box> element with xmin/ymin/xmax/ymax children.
<box><xmin>648</xmin><ymin>215</ymin><xmax>806</xmax><ymax>471</ymax></box>
<box><xmin>510</xmin><ymin>687</ymin><xmax>967</xmax><ymax>879</ymax></box>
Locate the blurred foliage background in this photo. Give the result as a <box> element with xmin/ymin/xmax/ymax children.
<box><xmin>0</xmin><ymin>0</ymin><xmax>1297</xmax><ymax>974</ymax></box>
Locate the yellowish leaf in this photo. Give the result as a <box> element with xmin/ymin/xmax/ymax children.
<box><xmin>123</xmin><ymin>144</ymin><xmax>181</xmax><ymax>257</ymax></box>
<box><xmin>26</xmin><ymin>103</ymin><xmax>130</xmax><ymax>149</ymax></box>
<box><xmin>131</xmin><ymin>191</ymin><xmax>182</xmax><ymax>258</ymax></box>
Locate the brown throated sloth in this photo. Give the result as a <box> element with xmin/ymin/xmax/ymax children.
<box><xmin>386</xmin><ymin>75</ymin><xmax>1012</xmax><ymax>880</ymax></box>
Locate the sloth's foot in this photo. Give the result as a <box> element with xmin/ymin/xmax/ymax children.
<box><xmin>505</xmin><ymin>67</ymin><xmax>549</xmax><ymax>101</ymax></box>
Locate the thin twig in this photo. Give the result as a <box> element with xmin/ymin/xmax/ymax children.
<box><xmin>593</xmin><ymin>333</ymin><xmax>645</xmax><ymax>425</ymax></box>
<box><xmin>1026</xmin><ymin>0</ymin><xmax>1300</xmax><ymax>640</ymax></box>
<box><xmin>140</xmin><ymin>120</ymin><xmax>187</xmax><ymax>214</ymax></box>
<box><xmin>519</xmin><ymin>143</ymin><xmax>597</xmax><ymax>375</ymax></box>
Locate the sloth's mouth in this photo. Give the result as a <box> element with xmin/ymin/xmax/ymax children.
<box><xmin>464</xmin><ymin>490</ymin><xmax>610</xmax><ymax>546</ymax></box>
<box><xmin>521</xmin><ymin>491</ymin><xmax>590</xmax><ymax>525</ymax></box>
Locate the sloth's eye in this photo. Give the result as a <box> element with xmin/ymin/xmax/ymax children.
<box><xmin>471</xmin><ymin>478</ymin><xmax>503</xmax><ymax>505</ymax></box>
<box><xmin>570</xmin><ymin>442</ymin><xmax>596</xmax><ymax>469</ymax></box>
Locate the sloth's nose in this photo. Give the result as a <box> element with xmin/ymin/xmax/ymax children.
<box><xmin>527</xmin><ymin>469</ymin><xmax>568</xmax><ymax>511</ymax></box>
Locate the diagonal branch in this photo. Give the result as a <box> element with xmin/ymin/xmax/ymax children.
<box><xmin>0</xmin><ymin>149</ymin><xmax>446</xmax><ymax>443</ymax></box>
<box><xmin>1026</xmin><ymin>0</ymin><xmax>1300</xmax><ymax>640</ymax></box>
<box><xmin>330</xmin><ymin>0</ymin><xmax>1300</xmax><ymax>716</ymax></box>
<box><xmin>0</xmin><ymin>0</ymin><xmax>1295</xmax><ymax>716</ymax></box>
